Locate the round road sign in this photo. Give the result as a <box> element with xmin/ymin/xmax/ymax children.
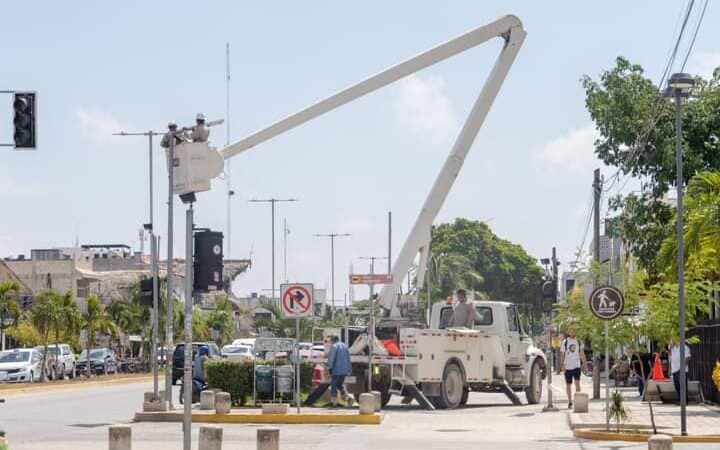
<box><xmin>281</xmin><ymin>284</ymin><xmax>313</xmax><ymax>317</ymax></box>
<box><xmin>588</xmin><ymin>286</ymin><xmax>624</xmax><ymax>320</ymax></box>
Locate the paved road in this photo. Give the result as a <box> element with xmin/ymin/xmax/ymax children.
<box><xmin>0</xmin><ymin>380</ymin><xmax>712</xmax><ymax>449</ymax></box>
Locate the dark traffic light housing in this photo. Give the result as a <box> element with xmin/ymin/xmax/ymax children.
<box><xmin>139</xmin><ymin>277</ymin><xmax>157</xmax><ymax>307</ymax></box>
<box><xmin>193</xmin><ymin>230</ymin><xmax>224</xmax><ymax>293</ymax></box>
<box><xmin>540</xmin><ymin>278</ymin><xmax>557</xmax><ymax>313</ymax></box>
<box><xmin>13</xmin><ymin>92</ymin><xmax>36</xmax><ymax>149</ymax></box>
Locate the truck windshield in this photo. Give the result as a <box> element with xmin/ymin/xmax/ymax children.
<box><xmin>438</xmin><ymin>306</ymin><xmax>493</xmax><ymax>328</ymax></box>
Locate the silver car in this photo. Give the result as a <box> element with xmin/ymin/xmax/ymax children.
<box><xmin>0</xmin><ymin>348</ymin><xmax>44</xmax><ymax>383</ymax></box>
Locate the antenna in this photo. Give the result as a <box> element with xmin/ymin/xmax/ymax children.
<box><xmin>226</xmin><ymin>42</ymin><xmax>234</xmax><ymax>258</ymax></box>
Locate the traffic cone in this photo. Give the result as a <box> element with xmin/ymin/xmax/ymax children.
<box><xmin>651</xmin><ymin>354</ymin><xmax>665</xmax><ymax>380</ymax></box>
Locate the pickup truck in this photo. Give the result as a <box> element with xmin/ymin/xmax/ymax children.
<box><xmin>43</xmin><ymin>344</ymin><xmax>76</xmax><ymax>380</ymax></box>
<box><xmin>311</xmin><ymin>300</ymin><xmax>546</xmax><ymax>410</ymax></box>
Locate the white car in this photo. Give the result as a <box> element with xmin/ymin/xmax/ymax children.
<box><xmin>0</xmin><ymin>348</ymin><xmax>44</xmax><ymax>383</ymax></box>
<box><xmin>42</xmin><ymin>344</ymin><xmax>77</xmax><ymax>380</ymax></box>
<box><xmin>221</xmin><ymin>345</ymin><xmax>254</xmax><ymax>361</ymax></box>
<box><xmin>231</xmin><ymin>338</ymin><xmax>255</xmax><ymax>352</ymax></box>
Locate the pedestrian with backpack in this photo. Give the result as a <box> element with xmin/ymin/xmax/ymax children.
<box><xmin>560</xmin><ymin>327</ymin><xmax>587</xmax><ymax>409</ymax></box>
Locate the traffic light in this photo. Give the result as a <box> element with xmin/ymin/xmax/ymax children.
<box><xmin>13</xmin><ymin>92</ymin><xmax>36</xmax><ymax>149</ymax></box>
<box><xmin>139</xmin><ymin>277</ymin><xmax>156</xmax><ymax>307</ymax></box>
<box><xmin>193</xmin><ymin>230</ymin><xmax>224</xmax><ymax>292</ymax></box>
<box><xmin>540</xmin><ymin>278</ymin><xmax>557</xmax><ymax>313</ymax></box>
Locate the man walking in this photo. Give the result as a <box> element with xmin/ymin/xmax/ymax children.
<box><xmin>449</xmin><ymin>289</ymin><xmax>475</xmax><ymax>328</ymax></box>
<box><xmin>560</xmin><ymin>327</ymin><xmax>586</xmax><ymax>409</ymax></box>
<box><xmin>326</xmin><ymin>335</ymin><xmax>353</xmax><ymax>407</ymax></box>
<box><xmin>670</xmin><ymin>339</ymin><xmax>691</xmax><ymax>400</ymax></box>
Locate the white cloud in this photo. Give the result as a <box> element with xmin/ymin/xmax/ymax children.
<box><xmin>75</xmin><ymin>107</ymin><xmax>126</xmax><ymax>143</ymax></box>
<box><xmin>533</xmin><ymin>124</ymin><xmax>599</xmax><ymax>174</ymax></box>
<box><xmin>393</xmin><ymin>74</ymin><xmax>458</xmax><ymax>144</ymax></box>
<box><xmin>687</xmin><ymin>52</ymin><xmax>720</xmax><ymax>80</ymax></box>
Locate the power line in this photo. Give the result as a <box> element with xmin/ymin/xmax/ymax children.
<box><xmin>680</xmin><ymin>0</ymin><xmax>710</xmax><ymax>72</ymax></box>
<box><xmin>570</xmin><ymin>188</ymin><xmax>595</xmax><ymax>272</ymax></box>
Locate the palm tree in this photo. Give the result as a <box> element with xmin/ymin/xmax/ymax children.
<box><xmin>81</xmin><ymin>294</ymin><xmax>116</xmax><ymax>377</ymax></box>
<box><xmin>51</xmin><ymin>290</ymin><xmax>81</xmax><ymax>376</ymax></box>
<box><xmin>0</xmin><ymin>281</ymin><xmax>21</xmax><ymax>351</ymax></box>
<box><xmin>205</xmin><ymin>295</ymin><xmax>235</xmax><ymax>345</ymax></box>
<box><xmin>107</xmin><ymin>299</ymin><xmax>140</xmax><ymax>357</ymax></box>
<box><xmin>658</xmin><ymin>170</ymin><xmax>720</xmax><ymax>274</ymax></box>
<box><xmin>30</xmin><ymin>289</ymin><xmax>60</xmax><ymax>382</ymax></box>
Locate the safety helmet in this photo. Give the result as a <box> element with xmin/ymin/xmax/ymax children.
<box><xmin>199</xmin><ymin>345</ymin><xmax>209</xmax><ymax>356</ymax></box>
<box><xmin>196</xmin><ymin>113</ymin><xmax>206</xmax><ymax>122</ymax></box>
<box><xmin>168</xmin><ymin>121</ymin><xmax>177</xmax><ymax>129</ymax></box>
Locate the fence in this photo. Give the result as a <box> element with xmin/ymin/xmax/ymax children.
<box><xmin>688</xmin><ymin>319</ymin><xmax>720</xmax><ymax>404</ymax></box>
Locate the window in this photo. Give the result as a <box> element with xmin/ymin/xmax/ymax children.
<box><xmin>507</xmin><ymin>306</ymin><xmax>519</xmax><ymax>332</ymax></box>
<box><xmin>474</xmin><ymin>307</ymin><xmax>493</xmax><ymax>326</ymax></box>
<box><xmin>438</xmin><ymin>307</ymin><xmax>454</xmax><ymax>329</ymax></box>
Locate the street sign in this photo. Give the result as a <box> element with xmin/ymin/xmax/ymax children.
<box><xmin>255</xmin><ymin>337</ymin><xmax>296</xmax><ymax>353</ymax></box>
<box><xmin>589</xmin><ymin>285</ymin><xmax>624</xmax><ymax>320</ymax></box>
<box><xmin>349</xmin><ymin>273</ymin><xmax>393</xmax><ymax>285</ymax></box>
<box><xmin>280</xmin><ymin>283</ymin><xmax>313</xmax><ymax>318</ymax></box>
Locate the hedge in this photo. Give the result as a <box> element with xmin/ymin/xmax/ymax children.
<box><xmin>206</xmin><ymin>359</ymin><xmax>315</xmax><ymax>406</ymax></box>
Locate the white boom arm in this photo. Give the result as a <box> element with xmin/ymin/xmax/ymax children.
<box><xmin>219</xmin><ymin>15</ymin><xmax>526</xmax><ymax>317</ymax></box>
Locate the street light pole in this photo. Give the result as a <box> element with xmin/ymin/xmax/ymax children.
<box><xmin>249</xmin><ymin>198</ymin><xmax>298</xmax><ymax>302</ymax></box>
<box><xmin>314</xmin><ymin>233</ymin><xmax>351</xmax><ymax>320</ymax></box>
<box><xmin>113</xmin><ymin>130</ymin><xmax>163</xmax><ymax>401</ymax></box>
<box><xmin>664</xmin><ymin>72</ymin><xmax>695</xmax><ymax>436</ymax></box>
<box><xmin>358</xmin><ymin>256</ymin><xmax>388</xmax><ymax>299</ymax></box>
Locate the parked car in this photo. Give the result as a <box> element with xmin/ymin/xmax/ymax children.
<box><xmin>0</xmin><ymin>348</ymin><xmax>44</xmax><ymax>383</ymax></box>
<box><xmin>221</xmin><ymin>345</ymin><xmax>254</xmax><ymax>361</ymax></box>
<box><xmin>76</xmin><ymin>348</ymin><xmax>118</xmax><ymax>375</ymax></box>
<box><xmin>172</xmin><ymin>342</ymin><xmax>221</xmax><ymax>384</ymax></box>
<box><xmin>231</xmin><ymin>338</ymin><xmax>255</xmax><ymax>353</ymax></box>
<box><xmin>41</xmin><ymin>344</ymin><xmax>76</xmax><ymax>380</ymax></box>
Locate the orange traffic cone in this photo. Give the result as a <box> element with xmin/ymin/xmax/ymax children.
<box><xmin>651</xmin><ymin>354</ymin><xmax>665</xmax><ymax>380</ymax></box>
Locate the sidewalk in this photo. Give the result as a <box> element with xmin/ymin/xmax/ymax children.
<box><xmin>549</xmin><ymin>371</ymin><xmax>720</xmax><ymax>437</ymax></box>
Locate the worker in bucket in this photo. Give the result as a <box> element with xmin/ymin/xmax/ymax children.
<box><xmin>449</xmin><ymin>288</ymin><xmax>475</xmax><ymax>328</ymax></box>
<box><xmin>326</xmin><ymin>335</ymin><xmax>353</xmax><ymax>408</ymax></box>
<box><xmin>160</xmin><ymin>121</ymin><xmax>187</xmax><ymax>148</ymax></box>
<box><xmin>186</xmin><ymin>113</ymin><xmax>210</xmax><ymax>142</ymax></box>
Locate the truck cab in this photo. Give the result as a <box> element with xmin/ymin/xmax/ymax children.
<box><xmin>431</xmin><ymin>300</ymin><xmax>546</xmax><ymax>398</ymax></box>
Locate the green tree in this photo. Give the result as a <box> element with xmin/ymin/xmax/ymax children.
<box><xmin>427</xmin><ymin>218</ymin><xmax>543</xmax><ymax>304</ymax></box>
<box><xmin>81</xmin><ymin>294</ymin><xmax>116</xmax><ymax>377</ymax></box>
<box><xmin>30</xmin><ymin>289</ymin><xmax>60</xmax><ymax>382</ymax></box>
<box><xmin>583</xmin><ymin>57</ymin><xmax>720</xmax><ymax>280</ymax></box>
<box><xmin>52</xmin><ymin>290</ymin><xmax>82</xmax><ymax>366</ymax></box>
<box><xmin>6</xmin><ymin>315</ymin><xmax>42</xmax><ymax>347</ymax></box>
<box><xmin>205</xmin><ymin>295</ymin><xmax>235</xmax><ymax>345</ymax></box>
<box><xmin>107</xmin><ymin>298</ymin><xmax>141</xmax><ymax>357</ymax></box>
<box><xmin>0</xmin><ymin>281</ymin><xmax>21</xmax><ymax>350</ymax></box>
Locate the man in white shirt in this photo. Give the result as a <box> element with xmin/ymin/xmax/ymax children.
<box><xmin>560</xmin><ymin>327</ymin><xmax>586</xmax><ymax>409</ymax></box>
<box><xmin>670</xmin><ymin>339</ymin><xmax>691</xmax><ymax>400</ymax></box>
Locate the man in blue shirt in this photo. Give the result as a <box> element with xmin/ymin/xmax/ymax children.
<box><xmin>326</xmin><ymin>335</ymin><xmax>353</xmax><ymax>407</ymax></box>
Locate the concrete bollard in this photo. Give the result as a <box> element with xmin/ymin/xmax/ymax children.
<box><xmin>215</xmin><ymin>392</ymin><xmax>231</xmax><ymax>414</ymax></box>
<box><xmin>573</xmin><ymin>392</ymin><xmax>589</xmax><ymax>413</ymax></box>
<box><xmin>199</xmin><ymin>425</ymin><xmax>223</xmax><ymax>450</ymax></box>
<box><xmin>200</xmin><ymin>390</ymin><xmax>216</xmax><ymax>410</ymax></box>
<box><xmin>143</xmin><ymin>391</ymin><xmax>155</xmax><ymax>402</ymax></box>
<box><xmin>108</xmin><ymin>425</ymin><xmax>132</xmax><ymax>450</ymax></box>
<box><xmin>370</xmin><ymin>390</ymin><xmax>382</xmax><ymax>412</ymax></box>
<box><xmin>358</xmin><ymin>393</ymin><xmax>375</xmax><ymax>415</ymax></box>
<box><xmin>262</xmin><ymin>403</ymin><xmax>289</xmax><ymax>414</ymax></box>
<box><xmin>648</xmin><ymin>435</ymin><xmax>673</xmax><ymax>450</ymax></box>
<box><xmin>257</xmin><ymin>427</ymin><xmax>279</xmax><ymax>450</ymax></box>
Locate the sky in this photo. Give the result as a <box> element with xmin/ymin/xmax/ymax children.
<box><xmin>1</xmin><ymin>1</ymin><xmax>719</xmax><ymax>304</ymax></box>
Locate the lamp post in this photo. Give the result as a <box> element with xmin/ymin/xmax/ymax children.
<box><xmin>249</xmin><ymin>198</ymin><xmax>298</xmax><ymax>302</ymax></box>
<box><xmin>663</xmin><ymin>72</ymin><xmax>694</xmax><ymax>436</ymax></box>
<box><xmin>314</xmin><ymin>233</ymin><xmax>351</xmax><ymax>320</ymax></box>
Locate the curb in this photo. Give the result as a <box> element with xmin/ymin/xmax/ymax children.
<box><xmin>574</xmin><ymin>429</ymin><xmax>720</xmax><ymax>443</ymax></box>
<box><xmin>0</xmin><ymin>375</ymin><xmax>152</xmax><ymax>397</ymax></box>
<box><xmin>134</xmin><ymin>411</ymin><xmax>383</xmax><ymax>425</ymax></box>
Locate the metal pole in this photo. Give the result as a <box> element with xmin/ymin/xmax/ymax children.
<box><xmin>284</xmin><ymin>219</ymin><xmax>288</xmax><ymax>283</ymax></box>
<box><xmin>148</xmin><ymin>133</ymin><xmax>159</xmax><ymax>400</ymax></box>
<box><xmin>271</xmin><ymin>200</ymin><xmax>276</xmax><ymax>302</ymax></box>
<box><xmin>604</xmin><ymin>320</ymin><xmax>610</xmax><ymax>431</ymax></box>
<box><xmin>330</xmin><ymin>235</ymin><xmax>335</xmax><ymax>321</ymax></box>
<box><xmin>183</xmin><ymin>205</ymin><xmax>194</xmax><ymax>450</ymax></box>
<box><xmin>543</xmin><ymin>247</ymin><xmax>558</xmax><ymax>412</ymax></box>
<box><xmin>165</xmin><ymin>132</ymin><xmax>175</xmax><ymax>408</ymax></box>
<box><xmin>368</xmin><ymin>288</ymin><xmax>374</xmax><ymax>393</ymax></box>
<box><xmin>295</xmin><ymin>317</ymin><xmax>301</xmax><ymax>414</ymax></box>
<box><xmin>388</xmin><ymin>211</ymin><xmax>392</xmax><ymax>273</ymax></box>
<box><xmin>675</xmin><ymin>90</ymin><xmax>687</xmax><ymax>436</ymax></box>
<box><xmin>592</xmin><ymin>168</ymin><xmax>602</xmax><ymax>401</ymax></box>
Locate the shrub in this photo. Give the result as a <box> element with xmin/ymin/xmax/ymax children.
<box><xmin>206</xmin><ymin>359</ymin><xmax>317</xmax><ymax>406</ymax></box>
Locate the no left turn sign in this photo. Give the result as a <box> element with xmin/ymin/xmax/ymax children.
<box><xmin>280</xmin><ymin>283</ymin><xmax>314</xmax><ymax>318</ymax></box>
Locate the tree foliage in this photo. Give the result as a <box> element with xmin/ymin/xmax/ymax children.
<box><xmin>427</xmin><ymin>218</ymin><xmax>543</xmax><ymax>304</ymax></box>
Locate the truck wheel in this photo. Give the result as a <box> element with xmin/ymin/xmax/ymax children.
<box><xmin>436</xmin><ymin>362</ymin><xmax>464</xmax><ymax>409</ymax></box>
<box><xmin>524</xmin><ymin>360</ymin><xmax>543</xmax><ymax>405</ymax></box>
<box><xmin>460</xmin><ymin>387</ymin><xmax>469</xmax><ymax>406</ymax></box>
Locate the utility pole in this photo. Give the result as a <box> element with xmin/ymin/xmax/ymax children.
<box><xmin>543</xmin><ymin>248</ymin><xmax>559</xmax><ymax>412</ymax></box>
<box><xmin>387</xmin><ymin>211</ymin><xmax>392</xmax><ymax>273</ymax></box>
<box><xmin>165</xmin><ymin>130</ymin><xmax>176</xmax><ymax>407</ymax></box>
<box><xmin>283</xmin><ymin>219</ymin><xmax>290</xmax><ymax>282</ymax></box>
<box><xmin>112</xmin><ymin>130</ymin><xmax>162</xmax><ymax>401</ymax></box>
<box><xmin>249</xmin><ymin>198</ymin><xmax>298</xmax><ymax>302</ymax></box>
<box><xmin>314</xmin><ymin>233</ymin><xmax>351</xmax><ymax>320</ymax></box>
<box><xmin>358</xmin><ymin>256</ymin><xmax>388</xmax><ymax>299</ymax></box>
<box><xmin>592</xmin><ymin>168</ymin><xmax>602</xmax><ymax>401</ymax></box>
<box><xmin>226</xmin><ymin>42</ymin><xmax>234</xmax><ymax>259</ymax></box>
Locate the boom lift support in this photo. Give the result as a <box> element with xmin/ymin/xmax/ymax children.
<box><xmin>218</xmin><ymin>15</ymin><xmax>526</xmax><ymax>317</ymax></box>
